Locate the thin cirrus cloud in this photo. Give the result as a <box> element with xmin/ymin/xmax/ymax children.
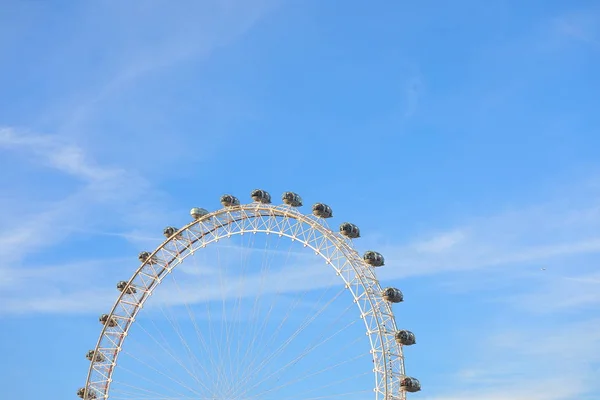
<box><xmin>0</xmin><ymin>127</ymin><xmax>124</xmax><ymax>181</ymax></box>
<box><xmin>377</xmin><ymin>181</ymin><xmax>600</xmax><ymax>281</ymax></box>
<box><xmin>0</xmin><ymin>127</ymin><xmax>160</xmax><ymax>265</ymax></box>
<box><xmin>553</xmin><ymin>9</ymin><xmax>600</xmax><ymax>47</ymax></box>
<box><xmin>1</xmin><ymin>172</ymin><xmax>599</xmax><ymax>317</ymax></box>
<box><xmin>1</xmin><ymin>3</ymin><xmax>598</xmax><ymax>400</ymax></box>
<box><xmin>436</xmin><ymin>318</ymin><xmax>600</xmax><ymax>400</ymax></box>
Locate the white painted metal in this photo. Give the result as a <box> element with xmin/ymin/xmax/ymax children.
<box><xmin>82</xmin><ymin>202</ymin><xmax>408</xmax><ymax>400</ymax></box>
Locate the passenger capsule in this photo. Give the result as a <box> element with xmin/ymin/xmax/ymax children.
<box><xmin>138</xmin><ymin>251</ymin><xmax>157</xmax><ymax>264</ymax></box>
<box><xmin>116</xmin><ymin>281</ymin><xmax>136</xmax><ymax>294</ymax></box>
<box><xmin>220</xmin><ymin>194</ymin><xmax>240</xmax><ymax>207</ymax></box>
<box><xmin>363</xmin><ymin>251</ymin><xmax>385</xmax><ymax>267</ymax></box>
<box><xmin>382</xmin><ymin>287</ymin><xmax>403</xmax><ymax>303</ymax></box>
<box><xmin>400</xmin><ymin>377</ymin><xmax>421</xmax><ymax>393</ymax></box>
<box><xmin>340</xmin><ymin>222</ymin><xmax>360</xmax><ymax>238</ymax></box>
<box><xmin>86</xmin><ymin>350</ymin><xmax>105</xmax><ymax>362</ymax></box>
<box><xmin>282</xmin><ymin>191</ymin><xmax>303</xmax><ymax>207</ymax></box>
<box><xmin>77</xmin><ymin>388</ymin><xmax>97</xmax><ymax>399</ymax></box>
<box><xmin>99</xmin><ymin>314</ymin><xmax>117</xmax><ymax>327</ymax></box>
<box><xmin>163</xmin><ymin>226</ymin><xmax>179</xmax><ymax>238</ymax></box>
<box><xmin>312</xmin><ymin>203</ymin><xmax>333</xmax><ymax>218</ymax></box>
<box><xmin>395</xmin><ymin>330</ymin><xmax>416</xmax><ymax>346</ymax></box>
<box><xmin>190</xmin><ymin>207</ymin><xmax>209</xmax><ymax>219</ymax></box>
<box><xmin>251</xmin><ymin>189</ymin><xmax>271</xmax><ymax>204</ymax></box>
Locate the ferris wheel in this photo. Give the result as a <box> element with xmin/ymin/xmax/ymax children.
<box><xmin>78</xmin><ymin>190</ymin><xmax>421</xmax><ymax>400</ymax></box>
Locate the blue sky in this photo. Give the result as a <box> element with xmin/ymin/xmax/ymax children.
<box><xmin>1</xmin><ymin>0</ymin><xmax>600</xmax><ymax>399</ymax></box>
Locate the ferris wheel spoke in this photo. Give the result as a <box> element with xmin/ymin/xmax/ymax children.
<box><xmin>274</xmin><ymin>372</ymin><xmax>372</xmax><ymax>400</ymax></box>
<box><xmin>159</xmin><ymin>301</ymin><xmax>209</xmax><ymax>382</ymax></box>
<box><xmin>107</xmin><ymin>379</ymin><xmax>192</xmax><ymax>399</ymax></box>
<box><xmin>81</xmin><ymin>194</ymin><xmax>413</xmax><ymax>400</ymax></box>
<box><xmin>230</xmin><ymin>233</ymin><xmax>292</xmax><ymax>383</ymax></box>
<box><xmin>186</xmin><ymin>241</ymin><xmax>234</xmax><ymax>396</ymax></box>
<box><xmin>240</xmin><ymin>273</ymin><xmax>338</xmax><ymax>381</ymax></box>
<box><xmin>255</xmin><ymin>334</ymin><xmax>370</xmax><ymax>399</ymax></box>
<box><xmin>116</xmin><ymin>322</ymin><xmax>208</xmax><ymax>397</ymax></box>
<box><xmin>158</xmin><ymin>277</ymin><xmax>217</xmax><ymax>395</ymax></box>
<box><xmin>229</xmin><ymin>232</ymin><xmax>291</xmax><ymax>390</ymax></box>
<box><xmin>165</xmin><ymin>272</ymin><xmax>219</xmax><ymax>389</ymax></box>
<box><xmin>115</xmin><ymin>350</ymin><xmax>203</xmax><ymax>398</ymax></box>
<box><xmin>240</xmin><ymin>277</ymin><xmax>311</xmax><ymax>368</ymax></box>
<box><xmin>202</xmin><ymin>279</ymin><xmax>227</xmax><ymax>395</ymax></box>
<box><xmin>113</xmin><ymin>364</ymin><xmax>195</xmax><ymax>398</ymax></box>
<box><xmin>109</xmin><ymin>388</ymin><xmax>198</xmax><ymax>400</ymax></box>
<box><xmin>251</xmin><ymin>351</ymin><xmax>371</xmax><ymax>400</ymax></box>
<box><xmin>223</xmin><ymin>231</ymin><xmax>272</xmax><ymax>393</ymax></box>
<box><xmin>130</xmin><ymin>318</ymin><xmax>208</xmax><ymax>394</ymax></box>
<box><xmin>268</xmin><ymin>333</ymin><xmax>369</xmax><ymax>392</ymax></box>
<box><xmin>215</xmin><ymin>243</ymin><xmax>232</xmax><ymax>393</ymax></box>
<box><xmin>239</xmin><ymin>300</ymin><xmax>360</xmax><ymax>396</ymax></box>
<box><xmin>230</xmin><ymin>237</ymin><xmax>256</xmax><ymax>385</ymax></box>
<box><xmin>234</xmin><ymin>287</ymin><xmax>346</xmax><ymax>396</ymax></box>
<box><xmin>250</xmin><ymin>313</ymin><xmax>361</xmax><ymax>392</ymax></box>
<box><xmin>279</xmin><ymin>389</ymin><xmax>372</xmax><ymax>400</ymax></box>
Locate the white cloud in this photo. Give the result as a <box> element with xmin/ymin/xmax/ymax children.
<box><xmin>54</xmin><ymin>0</ymin><xmax>277</xmax><ymax>148</ymax></box>
<box><xmin>0</xmin><ymin>254</ymin><xmax>337</xmax><ymax>315</ymax></box>
<box><xmin>2</xmin><ymin>128</ymin><xmax>600</xmax><ymax>400</ymax></box>
<box><xmin>420</xmin><ymin>382</ymin><xmax>584</xmax><ymax>400</ymax></box>
<box><xmin>0</xmin><ymin>127</ymin><xmax>171</xmax><ymax>274</ymax></box>
<box><xmin>374</xmin><ymin>184</ymin><xmax>600</xmax><ymax>282</ymax></box>
<box><xmin>2</xmin><ymin>173</ymin><xmax>600</xmax><ymax>314</ymax></box>
<box><xmin>506</xmin><ymin>270</ymin><xmax>600</xmax><ymax>313</ymax></box>
<box><xmin>0</xmin><ymin>127</ymin><xmax>123</xmax><ymax>181</ymax></box>
<box><xmin>554</xmin><ymin>9</ymin><xmax>600</xmax><ymax>47</ymax></box>
<box><xmin>412</xmin><ymin>230</ymin><xmax>465</xmax><ymax>253</ymax></box>
<box><xmin>415</xmin><ymin>314</ymin><xmax>600</xmax><ymax>400</ymax></box>
<box><xmin>0</xmin><ymin>1</ymin><xmax>279</xmax><ymax>313</ymax></box>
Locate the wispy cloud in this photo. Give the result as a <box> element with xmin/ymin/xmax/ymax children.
<box><xmin>0</xmin><ymin>0</ymin><xmax>279</xmax><ymax>316</ymax></box>
<box><xmin>375</xmin><ymin>180</ymin><xmax>600</xmax><ymax>283</ymax></box>
<box><xmin>412</xmin><ymin>229</ymin><xmax>465</xmax><ymax>253</ymax></box>
<box><xmin>0</xmin><ymin>127</ymin><xmax>123</xmax><ymax>182</ymax></box>
<box><xmin>0</xmin><ymin>127</ymin><xmax>166</xmax><ymax>268</ymax></box>
<box><xmin>2</xmin><ymin>173</ymin><xmax>599</xmax><ymax>316</ymax></box>
<box><xmin>505</xmin><ymin>270</ymin><xmax>600</xmax><ymax>313</ymax></box>
<box><xmin>54</xmin><ymin>0</ymin><xmax>277</xmax><ymax>143</ymax></box>
<box><xmin>554</xmin><ymin>8</ymin><xmax>600</xmax><ymax>48</ymax></box>
<box><xmin>424</xmin><ymin>318</ymin><xmax>600</xmax><ymax>400</ymax></box>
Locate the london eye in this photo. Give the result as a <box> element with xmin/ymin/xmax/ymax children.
<box><xmin>79</xmin><ymin>189</ymin><xmax>420</xmax><ymax>400</ymax></box>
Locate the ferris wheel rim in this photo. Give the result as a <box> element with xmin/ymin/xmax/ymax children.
<box><xmin>83</xmin><ymin>201</ymin><xmax>407</xmax><ymax>400</ymax></box>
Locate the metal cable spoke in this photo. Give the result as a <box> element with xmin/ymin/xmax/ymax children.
<box><xmin>80</xmin><ymin>192</ymin><xmax>415</xmax><ymax>400</ymax></box>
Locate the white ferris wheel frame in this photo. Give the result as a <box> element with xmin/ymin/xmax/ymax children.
<box><xmin>83</xmin><ymin>202</ymin><xmax>408</xmax><ymax>400</ymax></box>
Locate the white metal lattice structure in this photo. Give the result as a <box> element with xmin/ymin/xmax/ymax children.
<box><xmin>81</xmin><ymin>192</ymin><xmax>418</xmax><ymax>400</ymax></box>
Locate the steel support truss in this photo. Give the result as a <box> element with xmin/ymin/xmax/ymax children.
<box><xmin>83</xmin><ymin>203</ymin><xmax>407</xmax><ymax>400</ymax></box>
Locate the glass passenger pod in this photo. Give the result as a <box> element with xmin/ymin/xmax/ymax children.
<box><xmin>363</xmin><ymin>251</ymin><xmax>385</xmax><ymax>266</ymax></box>
<box><xmin>312</xmin><ymin>203</ymin><xmax>333</xmax><ymax>218</ymax></box>
<box><xmin>282</xmin><ymin>191</ymin><xmax>303</xmax><ymax>207</ymax></box>
<box><xmin>190</xmin><ymin>207</ymin><xmax>209</xmax><ymax>219</ymax></box>
<box><xmin>251</xmin><ymin>189</ymin><xmax>272</xmax><ymax>204</ymax></box>
<box><xmin>220</xmin><ymin>194</ymin><xmax>240</xmax><ymax>207</ymax></box>
<box><xmin>116</xmin><ymin>281</ymin><xmax>136</xmax><ymax>294</ymax></box>
<box><xmin>77</xmin><ymin>388</ymin><xmax>97</xmax><ymax>399</ymax></box>
<box><xmin>99</xmin><ymin>314</ymin><xmax>117</xmax><ymax>327</ymax></box>
<box><xmin>86</xmin><ymin>350</ymin><xmax>105</xmax><ymax>362</ymax></box>
<box><xmin>400</xmin><ymin>377</ymin><xmax>421</xmax><ymax>393</ymax></box>
<box><xmin>339</xmin><ymin>222</ymin><xmax>360</xmax><ymax>238</ymax></box>
<box><xmin>382</xmin><ymin>287</ymin><xmax>403</xmax><ymax>303</ymax></box>
<box><xmin>163</xmin><ymin>226</ymin><xmax>180</xmax><ymax>239</ymax></box>
<box><xmin>395</xmin><ymin>330</ymin><xmax>416</xmax><ymax>346</ymax></box>
<box><xmin>138</xmin><ymin>251</ymin><xmax>157</xmax><ymax>264</ymax></box>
